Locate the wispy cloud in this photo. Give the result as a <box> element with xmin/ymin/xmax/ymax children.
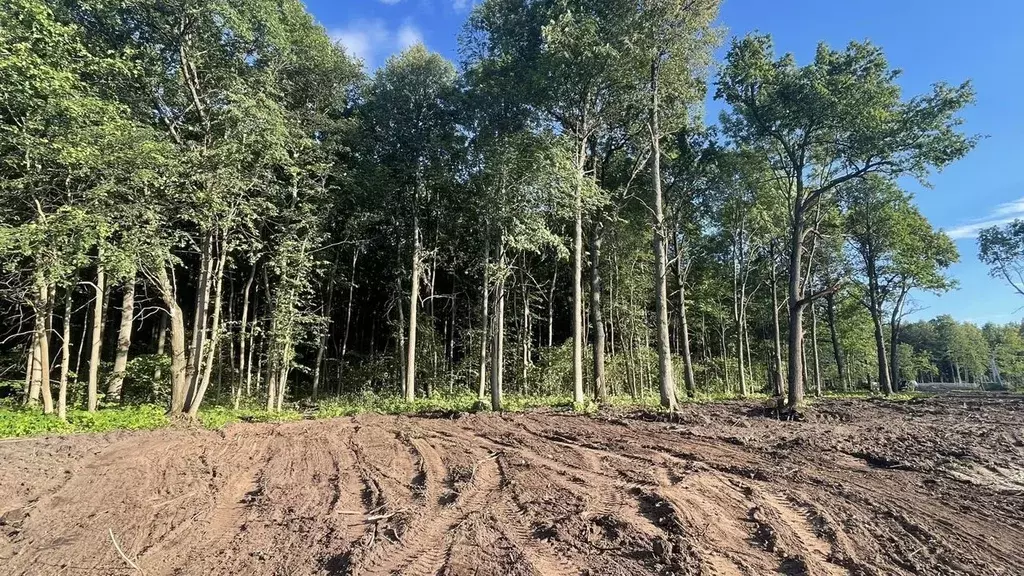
<box><xmin>946</xmin><ymin>196</ymin><xmax>1024</xmax><ymax>240</ymax></box>
<box><xmin>379</xmin><ymin>0</ymin><xmax>403</xmax><ymax>4</ymax></box>
<box><xmin>452</xmin><ymin>0</ymin><xmax>470</xmax><ymax>11</ymax></box>
<box><xmin>328</xmin><ymin>20</ymin><xmax>424</xmax><ymax>69</ymax></box>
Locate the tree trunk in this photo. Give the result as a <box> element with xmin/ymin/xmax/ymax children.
<box><xmin>548</xmin><ymin>261</ymin><xmax>557</xmax><ymax>348</ymax></box>
<box><xmin>869</xmin><ymin>308</ymin><xmax>891</xmax><ymax>395</ymax></box>
<box><xmin>491</xmin><ymin>236</ymin><xmax>505</xmax><ymax>411</ymax></box>
<box><xmin>58</xmin><ymin>288</ymin><xmax>72</xmax><ymax>420</ymax></box>
<box><xmin>810</xmin><ymin>300</ymin><xmax>822</xmax><ymax>396</ymax></box>
<box><xmin>29</xmin><ymin>278</ymin><xmax>54</xmax><ymax>413</ymax></box>
<box><xmin>865</xmin><ymin>247</ymin><xmax>893</xmax><ymax>395</ymax></box>
<box><xmin>188</xmin><ymin>238</ymin><xmax>229</xmax><ymax>418</ymax></box>
<box><xmin>405</xmin><ymin>209</ymin><xmax>421</xmax><ymax>402</ymax></box>
<box><xmin>276</xmin><ymin>339</ymin><xmax>290</xmax><ymax>412</ymax></box>
<box><xmin>312</xmin><ymin>275</ymin><xmax>335</xmax><ymax>401</ymax></box>
<box><xmin>521</xmin><ymin>266</ymin><xmax>530</xmax><ymax>394</ymax></box>
<box><xmin>572</xmin><ymin>140</ymin><xmax>585</xmax><ymax>405</ymax></box>
<box><xmin>786</xmin><ymin>197</ymin><xmax>807</xmax><ymax>410</ymax></box>
<box><xmin>770</xmin><ymin>256</ymin><xmax>784</xmax><ymax>397</ymax></box>
<box><xmin>650</xmin><ymin>57</ymin><xmax>678</xmax><ymax>412</ymax></box>
<box><xmin>478</xmin><ymin>234</ymin><xmax>490</xmax><ymax>403</ymax></box>
<box><xmin>889</xmin><ymin>287</ymin><xmax>908</xmax><ymax>388</ymax></box>
<box><xmin>107</xmin><ymin>279</ymin><xmax>135</xmax><ymax>401</ymax></box>
<box><xmin>590</xmin><ymin>221</ymin><xmax>607</xmax><ymax>403</ymax></box>
<box><xmin>156</xmin><ymin>264</ymin><xmax>188</xmax><ymax>416</ymax></box>
<box><xmin>825</xmin><ymin>292</ymin><xmax>846</xmax><ymax>390</ymax></box>
<box><xmin>673</xmin><ymin>232</ymin><xmax>696</xmax><ymax>397</ymax></box>
<box><xmin>340</xmin><ymin>249</ymin><xmax>358</xmax><ymax>384</ymax></box>
<box><xmin>87</xmin><ymin>257</ymin><xmax>106</xmax><ymax>412</ymax></box>
<box><xmin>237</xmin><ymin>264</ymin><xmax>256</xmax><ymax>407</ymax></box>
<box><xmin>187</xmin><ymin>230</ymin><xmax>215</xmax><ymax>403</ymax></box>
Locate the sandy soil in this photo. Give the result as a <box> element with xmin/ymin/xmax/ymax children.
<box><xmin>1</xmin><ymin>394</ymin><xmax>1022</xmax><ymax>575</ymax></box>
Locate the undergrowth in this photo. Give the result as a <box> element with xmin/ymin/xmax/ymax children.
<box><xmin>0</xmin><ymin>388</ymin><xmax>932</xmax><ymax>439</ymax></box>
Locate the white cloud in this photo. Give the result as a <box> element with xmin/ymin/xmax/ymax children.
<box><xmin>947</xmin><ymin>196</ymin><xmax>1024</xmax><ymax>240</ymax></box>
<box><xmin>328</xmin><ymin>20</ymin><xmax>424</xmax><ymax>69</ymax></box>
<box><xmin>396</xmin><ymin>23</ymin><xmax>423</xmax><ymax>51</ymax></box>
<box><xmin>453</xmin><ymin>0</ymin><xmax>470</xmax><ymax>11</ymax></box>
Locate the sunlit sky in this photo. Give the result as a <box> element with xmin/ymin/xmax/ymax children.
<box><xmin>306</xmin><ymin>0</ymin><xmax>1024</xmax><ymax>325</ymax></box>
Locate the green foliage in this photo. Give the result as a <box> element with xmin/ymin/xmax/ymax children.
<box><xmin>119</xmin><ymin>354</ymin><xmax>171</xmax><ymax>405</ymax></box>
<box><xmin>979</xmin><ymin>220</ymin><xmax>1024</xmax><ymax>298</ymax></box>
<box><xmin>0</xmin><ymin>404</ymin><xmax>167</xmax><ymax>438</ymax></box>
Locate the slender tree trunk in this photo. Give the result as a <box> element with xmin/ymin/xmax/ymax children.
<box><xmin>427</xmin><ymin>255</ymin><xmax>437</xmax><ymax>398</ymax></box>
<box><xmin>650</xmin><ymin>57</ymin><xmax>678</xmax><ymax>411</ymax></box>
<box><xmin>25</xmin><ymin>339</ymin><xmax>37</xmax><ymax>406</ymax></box>
<box><xmin>865</xmin><ymin>249</ymin><xmax>893</xmax><ymax>395</ymax></box>
<box><xmin>590</xmin><ymin>221</ymin><xmax>607</xmax><ymax>403</ymax></box>
<box><xmin>188</xmin><ymin>239</ymin><xmax>229</xmax><ymax>418</ymax></box>
<box><xmin>548</xmin><ymin>261</ymin><xmax>557</xmax><ymax>348</ymax></box>
<box><xmin>733</xmin><ymin>254</ymin><xmax>747</xmax><ymax>397</ymax></box>
<box><xmin>869</xmin><ymin>309</ymin><xmax>892</xmax><ymax>395</ymax></box>
<box><xmin>341</xmin><ymin>250</ymin><xmax>358</xmax><ymax>377</ymax></box>
<box><xmin>42</xmin><ymin>284</ymin><xmax>55</xmax><ymax>413</ymax></box>
<box><xmin>312</xmin><ymin>275</ymin><xmax>335</xmax><ymax>401</ymax></box>
<box><xmin>27</xmin><ymin>308</ymin><xmax>41</xmax><ymax>406</ymax></box>
<box><xmin>405</xmin><ymin>209</ymin><xmax>421</xmax><ymax>402</ymax></box>
<box><xmin>770</xmin><ymin>258</ymin><xmax>784</xmax><ymax>397</ymax></box>
<box><xmin>572</xmin><ymin>140</ymin><xmax>585</xmax><ymax>405</ymax></box>
<box><xmin>478</xmin><ymin>234</ymin><xmax>490</xmax><ymax>403</ymax></box>
<box><xmin>187</xmin><ymin>230</ymin><xmax>215</xmax><ymax>402</ymax></box>
<box><xmin>720</xmin><ymin>319</ymin><xmax>730</xmax><ymax>392</ymax></box>
<box><xmin>521</xmin><ymin>266</ymin><xmax>530</xmax><ymax>394</ymax></box>
<box><xmin>889</xmin><ymin>288</ymin><xmax>908</xmax><ymax>388</ymax></box>
<box><xmin>107</xmin><ymin>279</ymin><xmax>135</xmax><ymax>401</ymax></box>
<box><xmin>491</xmin><ymin>235</ymin><xmax>505</xmax><ymax>411</ymax></box>
<box><xmin>825</xmin><ymin>292</ymin><xmax>846</xmax><ymax>390</ymax></box>
<box><xmin>58</xmin><ymin>289</ymin><xmax>72</xmax><ymax>420</ymax></box>
<box><xmin>672</xmin><ymin>233</ymin><xmax>696</xmax><ymax>397</ymax></box>
<box><xmin>237</xmin><ymin>264</ymin><xmax>256</xmax><ymax>407</ymax></box>
<box><xmin>276</xmin><ymin>339</ymin><xmax>290</xmax><ymax>411</ymax></box>
<box><xmin>87</xmin><ymin>257</ymin><xmax>105</xmax><ymax>412</ymax></box>
<box><xmin>811</xmin><ymin>300</ymin><xmax>822</xmax><ymax>396</ymax></box>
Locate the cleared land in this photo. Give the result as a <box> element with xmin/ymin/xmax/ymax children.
<box><xmin>1</xmin><ymin>394</ymin><xmax>1022</xmax><ymax>576</ymax></box>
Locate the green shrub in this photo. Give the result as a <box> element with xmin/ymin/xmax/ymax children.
<box><xmin>0</xmin><ymin>404</ymin><xmax>167</xmax><ymax>437</ymax></box>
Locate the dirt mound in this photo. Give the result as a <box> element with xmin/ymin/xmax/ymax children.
<box><xmin>1</xmin><ymin>395</ymin><xmax>1022</xmax><ymax>575</ymax></box>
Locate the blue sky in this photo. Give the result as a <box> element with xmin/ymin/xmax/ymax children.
<box><xmin>308</xmin><ymin>0</ymin><xmax>1024</xmax><ymax>325</ymax></box>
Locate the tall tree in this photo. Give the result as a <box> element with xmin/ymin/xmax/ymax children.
<box><xmin>717</xmin><ymin>35</ymin><xmax>976</xmax><ymax>409</ymax></box>
<box><xmin>361</xmin><ymin>45</ymin><xmax>461</xmax><ymax>402</ymax></box>
<box><xmin>618</xmin><ymin>0</ymin><xmax>721</xmax><ymax>409</ymax></box>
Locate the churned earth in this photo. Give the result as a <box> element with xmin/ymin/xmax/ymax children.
<box><xmin>1</xmin><ymin>393</ymin><xmax>1022</xmax><ymax>575</ymax></box>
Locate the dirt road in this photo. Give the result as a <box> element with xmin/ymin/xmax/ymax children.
<box><xmin>1</xmin><ymin>395</ymin><xmax>1022</xmax><ymax>575</ymax></box>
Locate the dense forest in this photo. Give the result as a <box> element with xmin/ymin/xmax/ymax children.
<box><xmin>1</xmin><ymin>0</ymin><xmax>1019</xmax><ymax>422</ymax></box>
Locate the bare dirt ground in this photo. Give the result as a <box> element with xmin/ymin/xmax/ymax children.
<box><xmin>1</xmin><ymin>394</ymin><xmax>1023</xmax><ymax>576</ymax></box>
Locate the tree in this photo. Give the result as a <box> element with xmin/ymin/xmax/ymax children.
<box><xmin>844</xmin><ymin>177</ymin><xmax>957</xmax><ymax>392</ymax></box>
<box><xmin>979</xmin><ymin>220</ymin><xmax>1024</xmax><ymax>297</ymax></box>
<box><xmin>717</xmin><ymin>35</ymin><xmax>976</xmax><ymax>409</ymax></box>
<box><xmin>361</xmin><ymin>45</ymin><xmax>462</xmax><ymax>402</ymax></box>
<box><xmin>616</xmin><ymin>0</ymin><xmax>720</xmax><ymax>409</ymax></box>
